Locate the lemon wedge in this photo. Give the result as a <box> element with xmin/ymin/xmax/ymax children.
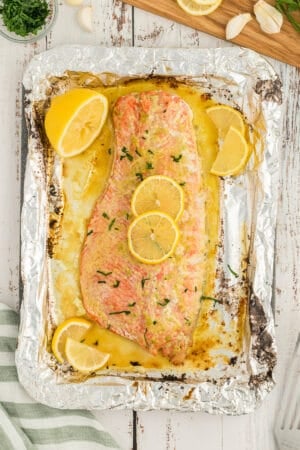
<box><xmin>206</xmin><ymin>104</ymin><xmax>245</xmax><ymax>138</ymax></box>
<box><xmin>128</xmin><ymin>211</ymin><xmax>179</xmax><ymax>265</ymax></box>
<box><xmin>51</xmin><ymin>317</ymin><xmax>92</xmax><ymax>363</ymax></box>
<box><xmin>45</xmin><ymin>88</ymin><xmax>108</xmax><ymax>158</ymax></box>
<box><xmin>65</xmin><ymin>338</ymin><xmax>110</xmax><ymax>373</ymax></box>
<box><xmin>210</xmin><ymin>126</ymin><xmax>249</xmax><ymax>177</ymax></box>
<box><xmin>131</xmin><ymin>175</ymin><xmax>184</xmax><ymax>222</ymax></box>
<box><xmin>176</xmin><ymin>0</ymin><xmax>223</xmax><ymax>16</ymax></box>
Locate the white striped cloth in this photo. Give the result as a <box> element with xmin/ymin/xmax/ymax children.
<box><xmin>0</xmin><ymin>304</ymin><xmax>120</xmax><ymax>450</ymax></box>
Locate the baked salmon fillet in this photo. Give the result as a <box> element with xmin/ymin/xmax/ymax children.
<box><xmin>80</xmin><ymin>90</ymin><xmax>205</xmax><ymax>365</ymax></box>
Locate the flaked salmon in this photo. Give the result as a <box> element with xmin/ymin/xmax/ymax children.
<box><xmin>80</xmin><ymin>90</ymin><xmax>205</xmax><ymax>365</ymax></box>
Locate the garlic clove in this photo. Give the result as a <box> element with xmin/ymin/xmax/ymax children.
<box><xmin>65</xmin><ymin>0</ymin><xmax>84</xmax><ymax>5</ymax></box>
<box><xmin>254</xmin><ymin>0</ymin><xmax>283</xmax><ymax>34</ymax></box>
<box><xmin>77</xmin><ymin>6</ymin><xmax>93</xmax><ymax>33</ymax></box>
<box><xmin>226</xmin><ymin>13</ymin><xmax>252</xmax><ymax>40</ymax></box>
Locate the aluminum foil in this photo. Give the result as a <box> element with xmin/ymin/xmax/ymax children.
<box><xmin>16</xmin><ymin>46</ymin><xmax>282</xmax><ymax>413</ymax></box>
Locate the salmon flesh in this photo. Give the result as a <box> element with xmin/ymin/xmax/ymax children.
<box><xmin>80</xmin><ymin>90</ymin><xmax>204</xmax><ymax>365</ymax></box>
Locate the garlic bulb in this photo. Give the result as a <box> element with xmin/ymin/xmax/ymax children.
<box><xmin>254</xmin><ymin>0</ymin><xmax>283</xmax><ymax>34</ymax></box>
<box><xmin>65</xmin><ymin>0</ymin><xmax>84</xmax><ymax>5</ymax></box>
<box><xmin>226</xmin><ymin>13</ymin><xmax>252</xmax><ymax>40</ymax></box>
<box><xmin>77</xmin><ymin>6</ymin><xmax>93</xmax><ymax>32</ymax></box>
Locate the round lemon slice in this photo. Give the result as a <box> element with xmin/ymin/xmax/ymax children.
<box><xmin>45</xmin><ymin>88</ymin><xmax>108</xmax><ymax>158</ymax></box>
<box><xmin>51</xmin><ymin>317</ymin><xmax>92</xmax><ymax>363</ymax></box>
<box><xmin>206</xmin><ymin>104</ymin><xmax>245</xmax><ymax>138</ymax></box>
<box><xmin>128</xmin><ymin>211</ymin><xmax>180</xmax><ymax>265</ymax></box>
<box><xmin>65</xmin><ymin>338</ymin><xmax>110</xmax><ymax>373</ymax></box>
<box><xmin>210</xmin><ymin>126</ymin><xmax>249</xmax><ymax>177</ymax></box>
<box><xmin>131</xmin><ymin>175</ymin><xmax>184</xmax><ymax>222</ymax></box>
<box><xmin>176</xmin><ymin>0</ymin><xmax>223</xmax><ymax>16</ymax></box>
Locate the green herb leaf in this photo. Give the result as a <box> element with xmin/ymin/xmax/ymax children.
<box><xmin>113</xmin><ymin>280</ymin><xmax>120</xmax><ymax>288</ymax></box>
<box><xmin>136</xmin><ymin>172</ymin><xmax>144</xmax><ymax>181</ymax></box>
<box><xmin>200</xmin><ymin>295</ymin><xmax>222</xmax><ymax>303</ymax></box>
<box><xmin>97</xmin><ymin>270</ymin><xmax>112</xmax><ymax>276</ymax></box>
<box><xmin>275</xmin><ymin>0</ymin><xmax>300</xmax><ymax>32</ymax></box>
<box><xmin>135</xmin><ymin>149</ymin><xmax>142</xmax><ymax>157</ymax></box>
<box><xmin>171</xmin><ymin>154</ymin><xmax>182</xmax><ymax>163</ymax></box>
<box><xmin>108</xmin><ymin>218</ymin><xmax>116</xmax><ymax>230</ymax></box>
<box><xmin>157</xmin><ymin>298</ymin><xmax>170</xmax><ymax>307</ymax></box>
<box><xmin>102</xmin><ymin>212</ymin><xmax>110</xmax><ymax>220</ymax></box>
<box><xmin>120</xmin><ymin>146</ymin><xmax>133</xmax><ymax>161</ymax></box>
<box><xmin>148</xmin><ymin>149</ymin><xmax>154</xmax><ymax>154</ymax></box>
<box><xmin>87</xmin><ymin>230</ymin><xmax>93</xmax><ymax>236</ymax></box>
<box><xmin>98</xmin><ymin>280</ymin><xmax>106</xmax><ymax>284</ymax></box>
<box><xmin>227</xmin><ymin>264</ymin><xmax>239</xmax><ymax>278</ymax></box>
<box><xmin>109</xmin><ymin>310</ymin><xmax>131</xmax><ymax>315</ymax></box>
<box><xmin>179</xmin><ymin>182</ymin><xmax>186</xmax><ymax>186</ymax></box>
<box><xmin>108</xmin><ymin>148</ymin><xmax>112</xmax><ymax>155</ymax></box>
<box><xmin>128</xmin><ymin>302</ymin><xmax>136</xmax><ymax>307</ymax></box>
<box><xmin>141</xmin><ymin>277</ymin><xmax>150</xmax><ymax>289</ymax></box>
<box><xmin>146</xmin><ymin>161</ymin><xmax>154</xmax><ymax>170</ymax></box>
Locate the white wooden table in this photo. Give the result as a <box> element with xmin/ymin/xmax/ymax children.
<box><xmin>0</xmin><ymin>1</ymin><xmax>299</xmax><ymax>449</ymax></box>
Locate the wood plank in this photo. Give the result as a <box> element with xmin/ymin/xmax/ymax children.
<box><xmin>0</xmin><ymin>41</ymin><xmax>46</xmax><ymax>311</ymax></box>
<box><xmin>123</xmin><ymin>0</ymin><xmax>300</xmax><ymax>68</ymax></box>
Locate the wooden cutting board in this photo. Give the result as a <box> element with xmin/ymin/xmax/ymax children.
<box><xmin>123</xmin><ymin>0</ymin><xmax>300</xmax><ymax>68</ymax></box>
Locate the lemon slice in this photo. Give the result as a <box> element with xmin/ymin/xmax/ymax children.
<box><xmin>206</xmin><ymin>104</ymin><xmax>245</xmax><ymax>138</ymax></box>
<box><xmin>65</xmin><ymin>338</ymin><xmax>110</xmax><ymax>373</ymax></box>
<box><xmin>128</xmin><ymin>211</ymin><xmax>179</xmax><ymax>264</ymax></box>
<box><xmin>131</xmin><ymin>175</ymin><xmax>184</xmax><ymax>222</ymax></box>
<box><xmin>51</xmin><ymin>317</ymin><xmax>92</xmax><ymax>363</ymax></box>
<box><xmin>211</xmin><ymin>126</ymin><xmax>249</xmax><ymax>177</ymax></box>
<box><xmin>176</xmin><ymin>0</ymin><xmax>223</xmax><ymax>15</ymax></box>
<box><xmin>45</xmin><ymin>88</ymin><xmax>108</xmax><ymax>158</ymax></box>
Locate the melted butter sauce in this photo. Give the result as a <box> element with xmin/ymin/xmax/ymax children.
<box><xmin>51</xmin><ymin>77</ymin><xmax>246</xmax><ymax>371</ymax></box>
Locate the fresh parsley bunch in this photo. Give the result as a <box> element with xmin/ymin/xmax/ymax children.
<box><xmin>275</xmin><ymin>0</ymin><xmax>300</xmax><ymax>32</ymax></box>
<box><xmin>0</xmin><ymin>0</ymin><xmax>49</xmax><ymax>37</ymax></box>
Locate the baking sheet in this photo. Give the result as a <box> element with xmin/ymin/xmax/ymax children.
<box><xmin>16</xmin><ymin>46</ymin><xmax>281</xmax><ymax>413</ymax></box>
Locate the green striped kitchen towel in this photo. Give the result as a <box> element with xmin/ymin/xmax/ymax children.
<box><xmin>0</xmin><ymin>303</ymin><xmax>120</xmax><ymax>450</ymax></box>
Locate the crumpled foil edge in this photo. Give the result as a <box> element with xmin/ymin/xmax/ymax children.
<box><xmin>16</xmin><ymin>46</ymin><xmax>281</xmax><ymax>413</ymax></box>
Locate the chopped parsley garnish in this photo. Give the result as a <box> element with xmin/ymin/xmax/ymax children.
<box><xmin>194</xmin><ymin>286</ymin><xmax>198</xmax><ymax>292</ymax></box>
<box><xmin>113</xmin><ymin>280</ymin><xmax>120</xmax><ymax>288</ymax></box>
<box><xmin>102</xmin><ymin>212</ymin><xmax>110</xmax><ymax>220</ymax></box>
<box><xmin>98</xmin><ymin>280</ymin><xmax>106</xmax><ymax>284</ymax></box>
<box><xmin>109</xmin><ymin>310</ymin><xmax>131</xmax><ymax>316</ymax></box>
<box><xmin>120</xmin><ymin>147</ymin><xmax>133</xmax><ymax>161</ymax></box>
<box><xmin>227</xmin><ymin>264</ymin><xmax>239</xmax><ymax>278</ymax></box>
<box><xmin>97</xmin><ymin>270</ymin><xmax>112</xmax><ymax>276</ymax></box>
<box><xmin>141</xmin><ymin>277</ymin><xmax>150</xmax><ymax>289</ymax></box>
<box><xmin>171</xmin><ymin>154</ymin><xmax>182</xmax><ymax>163</ymax></box>
<box><xmin>153</xmin><ymin>320</ymin><xmax>157</xmax><ymax>325</ymax></box>
<box><xmin>108</xmin><ymin>218</ymin><xmax>116</xmax><ymax>230</ymax></box>
<box><xmin>93</xmin><ymin>340</ymin><xmax>98</xmax><ymax>346</ymax></box>
<box><xmin>184</xmin><ymin>288</ymin><xmax>188</xmax><ymax>293</ymax></box>
<box><xmin>157</xmin><ymin>298</ymin><xmax>170</xmax><ymax>307</ymax></box>
<box><xmin>108</xmin><ymin>148</ymin><xmax>112</xmax><ymax>155</ymax></box>
<box><xmin>184</xmin><ymin>318</ymin><xmax>191</xmax><ymax>325</ymax></box>
<box><xmin>200</xmin><ymin>295</ymin><xmax>222</xmax><ymax>303</ymax></box>
<box><xmin>146</xmin><ymin>161</ymin><xmax>154</xmax><ymax>170</ymax></box>
<box><xmin>179</xmin><ymin>182</ymin><xmax>186</xmax><ymax>186</ymax></box>
<box><xmin>128</xmin><ymin>302</ymin><xmax>136</xmax><ymax>307</ymax></box>
<box><xmin>87</xmin><ymin>229</ymin><xmax>93</xmax><ymax>236</ymax></box>
<box><xmin>0</xmin><ymin>0</ymin><xmax>50</xmax><ymax>37</ymax></box>
<box><xmin>148</xmin><ymin>149</ymin><xmax>154</xmax><ymax>154</ymax></box>
<box><xmin>136</xmin><ymin>172</ymin><xmax>144</xmax><ymax>181</ymax></box>
<box><xmin>130</xmin><ymin>361</ymin><xmax>141</xmax><ymax>366</ymax></box>
<box><xmin>125</xmin><ymin>213</ymin><xmax>130</xmax><ymax>220</ymax></box>
<box><xmin>135</xmin><ymin>149</ymin><xmax>142</xmax><ymax>157</ymax></box>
